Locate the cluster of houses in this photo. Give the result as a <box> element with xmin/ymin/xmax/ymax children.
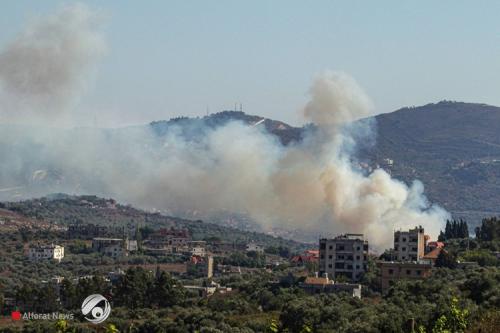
<box><xmin>27</xmin><ymin>223</ymin><xmax>459</xmax><ymax>298</ymax></box>
<box><xmin>306</xmin><ymin>226</ymin><xmax>449</xmax><ymax>294</ymax></box>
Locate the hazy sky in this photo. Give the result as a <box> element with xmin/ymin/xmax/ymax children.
<box><xmin>1</xmin><ymin>1</ymin><xmax>499</xmax><ymax>127</ymax></box>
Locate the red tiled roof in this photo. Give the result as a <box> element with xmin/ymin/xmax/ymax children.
<box><xmin>304</xmin><ymin>277</ymin><xmax>329</xmax><ymax>285</ymax></box>
<box><xmin>427</xmin><ymin>241</ymin><xmax>445</xmax><ymax>249</ymax></box>
<box><xmin>423</xmin><ymin>247</ymin><xmax>444</xmax><ymax>260</ymax></box>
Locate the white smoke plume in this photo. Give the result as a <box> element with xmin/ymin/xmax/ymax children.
<box><xmin>0</xmin><ymin>3</ymin><xmax>105</xmax><ymax>124</ymax></box>
<box><xmin>0</xmin><ymin>5</ymin><xmax>448</xmax><ymax>250</ymax></box>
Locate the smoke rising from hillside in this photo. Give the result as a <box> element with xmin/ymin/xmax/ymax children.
<box><xmin>0</xmin><ymin>5</ymin><xmax>448</xmax><ymax>249</ymax></box>
<box><xmin>0</xmin><ymin>3</ymin><xmax>105</xmax><ymax>123</ymax></box>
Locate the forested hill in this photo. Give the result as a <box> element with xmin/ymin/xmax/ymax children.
<box><xmin>0</xmin><ymin>194</ymin><xmax>309</xmax><ymax>252</ymax></box>
<box><xmin>367</xmin><ymin>101</ymin><xmax>500</xmax><ymax>226</ymax></box>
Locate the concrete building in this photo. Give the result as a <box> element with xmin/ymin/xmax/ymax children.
<box><xmin>319</xmin><ymin>234</ymin><xmax>368</xmax><ymax>282</ymax></box>
<box><xmin>378</xmin><ymin>261</ymin><xmax>432</xmax><ymax>292</ymax></box>
<box><xmin>393</xmin><ymin>226</ymin><xmax>426</xmax><ymax>261</ymax></box>
<box><xmin>28</xmin><ymin>244</ymin><xmax>65</xmax><ymax>262</ymax></box>
<box><xmin>188</xmin><ymin>241</ymin><xmax>207</xmax><ymax>257</ymax></box>
<box><xmin>142</xmin><ymin>228</ymin><xmax>191</xmax><ymax>254</ymax></box>
<box><xmin>92</xmin><ymin>238</ymin><xmax>127</xmax><ymax>258</ymax></box>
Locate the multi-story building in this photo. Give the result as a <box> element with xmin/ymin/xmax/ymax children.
<box><xmin>378</xmin><ymin>261</ymin><xmax>432</xmax><ymax>291</ymax></box>
<box><xmin>393</xmin><ymin>226</ymin><xmax>426</xmax><ymax>261</ymax></box>
<box><xmin>319</xmin><ymin>234</ymin><xmax>368</xmax><ymax>282</ymax></box>
<box><xmin>188</xmin><ymin>241</ymin><xmax>207</xmax><ymax>257</ymax></box>
<box><xmin>92</xmin><ymin>238</ymin><xmax>135</xmax><ymax>258</ymax></box>
<box><xmin>28</xmin><ymin>244</ymin><xmax>65</xmax><ymax>262</ymax></box>
<box><xmin>142</xmin><ymin>228</ymin><xmax>191</xmax><ymax>254</ymax></box>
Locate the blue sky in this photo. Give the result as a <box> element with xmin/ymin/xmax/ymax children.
<box><xmin>1</xmin><ymin>1</ymin><xmax>499</xmax><ymax>126</ymax></box>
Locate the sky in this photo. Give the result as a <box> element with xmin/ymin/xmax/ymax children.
<box><xmin>1</xmin><ymin>1</ymin><xmax>499</xmax><ymax>127</ymax></box>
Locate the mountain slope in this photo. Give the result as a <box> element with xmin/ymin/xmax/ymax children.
<box><xmin>368</xmin><ymin>101</ymin><xmax>500</xmax><ymax>225</ymax></box>
<box><xmin>1</xmin><ymin>194</ymin><xmax>309</xmax><ymax>251</ymax></box>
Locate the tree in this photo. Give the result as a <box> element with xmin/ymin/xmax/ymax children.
<box><xmin>475</xmin><ymin>217</ymin><xmax>500</xmax><ymax>242</ymax></box>
<box><xmin>432</xmin><ymin>298</ymin><xmax>469</xmax><ymax>333</ymax></box>
<box><xmin>154</xmin><ymin>270</ymin><xmax>185</xmax><ymax>307</ymax></box>
<box><xmin>114</xmin><ymin>268</ymin><xmax>155</xmax><ymax>308</ymax></box>
<box><xmin>435</xmin><ymin>250</ymin><xmax>456</xmax><ymax>269</ymax></box>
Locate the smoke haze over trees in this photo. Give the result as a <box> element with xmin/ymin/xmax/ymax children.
<box><xmin>0</xmin><ymin>4</ymin><xmax>448</xmax><ymax>249</ymax></box>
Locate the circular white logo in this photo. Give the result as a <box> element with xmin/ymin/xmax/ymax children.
<box><xmin>81</xmin><ymin>294</ymin><xmax>111</xmax><ymax>324</ymax></box>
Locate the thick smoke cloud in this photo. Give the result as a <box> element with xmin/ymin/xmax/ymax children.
<box><xmin>0</xmin><ymin>6</ymin><xmax>448</xmax><ymax>250</ymax></box>
<box><xmin>0</xmin><ymin>3</ymin><xmax>105</xmax><ymax>123</ymax></box>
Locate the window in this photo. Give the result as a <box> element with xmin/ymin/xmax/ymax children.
<box><xmin>388</xmin><ymin>269</ymin><xmax>394</xmax><ymax>275</ymax></box>
<box><xmin>336</xmin><ymin>245</ymin><xmax>345</xmax><ymax>251</ymax></box>
<box><xmin>356</xmin><ymin>265</ymin><xmax>360</xmax><ymax>269</ymax></box>
<box><xmin>328</xmin><ymin>264</ymin><xmax>332</xmax><ymax>268</ymax></box>
<box><xmin>402</xmin><ymin>247</ymin><xmax>407</xmax><ymax>251</ymax></box>
<box><xmin>328</xmin><ymin>255</ymin><xmax>332</xmax><ymax>259</ymax></box>
<box><xmin>320</xmin><ymin>243</ymin><xmax>326</xmax><ymax>250</ymax></box>
<box><xmin>356</xmin><ymin>246</ymin><xmax>361</xmax><ymax>251</ymax></box>
<box><xmin>329</xmin><ymin>245</ymin><xmax>333</xmax><ymax>250</ymax></box>
<box><xmin>402</xmin><ymin>237</ymin><xmax>407</xmax><ymax>242</ymax></box>
<box><xmin>335</xmin><ymin>263</ymin><xmax>344</xmax><ymax>269</ymax></box>
<box><xmin>320</xmin><ymin>254</ymin><xmax>324</xmax><ymax>259</ymax></box>
<box><xmin>356</xmin><ymin>255</ymin><xmax>360</xmax><ymax>260</ymax></box>
<box><xmin>347</xmin><ymin>255</ymin><xmax>353</xmax><ymax>260</ymax></box>
<box><xmin>337</xmin><ymin>255</ymin><xmax>344</xmax><ymax>260</ymax></box>
<box><xmin>416</xmin><ymin>270</ymin><xmax>421</xmax><ymax>276</ymax></box>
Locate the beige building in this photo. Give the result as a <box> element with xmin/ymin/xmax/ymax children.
<box><xmin>393</xmin><ymin>226</ymin><xmax>426</xmax><ymax>261</ymax></box>
<box><xmin>301</xmin><ymin>274</ymin><xmax>362</xmax><ymax>298</ymax></box>
<box><xmin>378</xmin><ymin>261</ymin><xmax>432</xmax><ymax>291</ymax></box>
<box><xmin>28</xmin><ymin>244</ymin><xmax>65</xmax><ymax>262</ymax></box>
<box><xmin>319</xmin><ymin>234</ymin><xmax>368</xmax><ymax>282</ymax></box>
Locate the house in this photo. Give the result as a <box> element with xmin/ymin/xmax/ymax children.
<box><xmin>426</xmin><ymin>241</ymin><xmax>445</xmax><ymax>253</ymax></box>
<box><xmin>378</xmin><ymin>261</ymin><xmax>432</xmax><ymax>292</ymax></box>
<box><xmin>422</xmin><ymin>247</ymin><xmax>445</xmax><ymax>265</ymax></box>
<box><xmin>28</xmin><ymin>244</ymin><xmax>65</xmax><ymax>262</ymax></box>
<box><xmin>291</xmin><ymin>249</ymin><xmax>319</xmax><ymax>266</ymax></box>
<box><xmin>188</xmin><ymin>241</ymin><xmax>207</xmax><ymax>257</ymax></box>
<box><xmin>300</xmin><ymin>274</ymin><xmax>362</xmax><ymax>298</ymax></box>
<box><xmin>319</xmin><ymin>234</ymin><xmax>368</xmax><ymax>282</ymax></box>
<box><xmin>92</xmin><ymin>238</ymin><xmax>127</xmax><ymax>258</ymax></box>
<box><xmin>142</xmin><ymin>227</ymin><xmax>191</xmax><ymax>254</ymax></box>
<box><xmin>246</xmin><ymin>243</ymin><xmax>264</xmax><ymax>254</ymax></box>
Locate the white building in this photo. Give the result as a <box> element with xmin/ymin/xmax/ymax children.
<box><xmin>28</xmin><ymin>244</ymin><xmax>65</xmax><ymax>262</ymax></box>
<box><xmin>246</xmin><ymin>243</ymin><xmax>264</xmax><ymax>254</ymax></box>
<box><xmin>319</xmin><ymin>234</ymin><xmax>368</xmax><ymax>282</ymax></box>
